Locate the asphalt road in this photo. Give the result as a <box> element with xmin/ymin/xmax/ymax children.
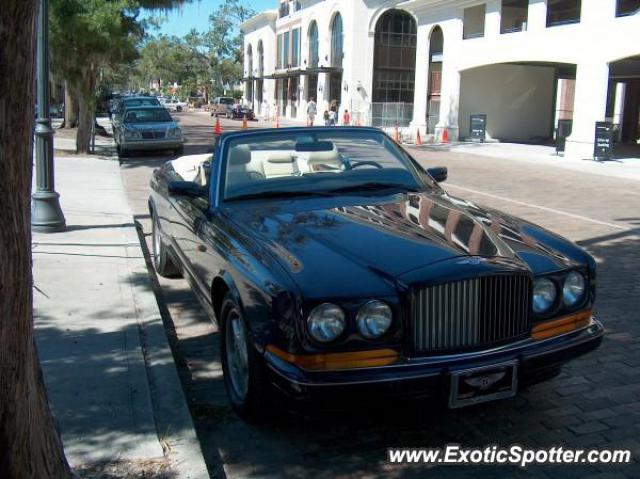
<box><xmin>120</xmin><ymin>111</ymin><xmax>640</xmax><ymax>479</ymax></box>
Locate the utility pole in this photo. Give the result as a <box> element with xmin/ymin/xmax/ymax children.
<box><xmin>32</xmin><ymin>0</ymin><xmax>66</xmax><ymax>232</ymax></box>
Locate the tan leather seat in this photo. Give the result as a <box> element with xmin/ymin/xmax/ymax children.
<box><xmin>262</xmin><ymin>152</ymin><xmax>299</xmax><ymax>178</ymax></box>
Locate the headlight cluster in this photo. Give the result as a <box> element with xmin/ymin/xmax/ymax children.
<box><xmin>307</xmin><ymin>300</ymin><xmax>393</xmax><ymax>343</ymax></box>
<box><xmin>167</xmin><ymin>127</ymin><xmax>182</xmax><ymax>138</ymax></box>
<box><xmin>533</xmin><ymin>271</ymin><xmax>587</xmax><ymax>314</ymax></box>
<box><xmin>123</xmin><ymin>130</ymin><xmax>141</xmax><ymax>140</ymax></box>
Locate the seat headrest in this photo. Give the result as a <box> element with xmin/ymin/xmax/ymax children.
<box><xmin>305</xmin><ymin>144</ymin><xmax>340</xmax><ymax>164</ymax></box>
<box><xmin>228</xmin><ymin>144</ymin><xmax>251</xmax><ymax>165</ymax></box>
<box><xmin>267</xmin><ymin>152</ymin><xmax>294</xmax><ymax>164</ymax></box>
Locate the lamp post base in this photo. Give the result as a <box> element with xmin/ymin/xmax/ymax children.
<box><xmin>31</xmin><ymin>190</ymin><xmax>66</xmax><ymax>232</ymax></box>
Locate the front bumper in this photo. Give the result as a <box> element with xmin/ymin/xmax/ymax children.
<box><xmin>121</xmin><ymin>138</ymin><xmax>183</xmax><ymax>151</ymax></box>
<box><xmin>263</xmin><ymin>319</ymin><xmax>603</xmax><ymax>401</ymax></box>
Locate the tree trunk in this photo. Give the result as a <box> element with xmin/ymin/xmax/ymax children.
<box><xmin>63</xmin><ymin>81</ymin><xmax>78</xmax><ymax>129</ymax></box>
<box><xmin>0</xmin><ymin>2</ymin><xmax>72</xmax><ymax>479</ymax></box>
<box><xmin>76</xmin><ymin>71</ymin><xmax>95</xmax><ymax>154</ymax></box>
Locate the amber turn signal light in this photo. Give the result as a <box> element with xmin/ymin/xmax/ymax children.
<box><xmin>531</xmin><ymin>310</ymin><xmax>592</xmax><ymax>340</ymax></box>
<box><xmin>266</xmin><ymin>345</ymin><xmax>399</xmax><ymax>371</ymax></box>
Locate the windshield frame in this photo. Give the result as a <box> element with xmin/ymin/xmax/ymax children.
<box><xmin>213</xmin><ymin>127</ymin><xmax>438</xmax><ymax>208</ymax></box>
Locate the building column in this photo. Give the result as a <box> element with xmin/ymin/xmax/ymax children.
<box><xmin>527</xmin><ymin>0</ymin><xmax>547</xmax><ymax>32</ymax></box>
<box><xmin>435</xmin><ymin>22</ymin><xmax>462</xmax><ymax>142</ymax></box>
<box><xmin>484</xmin><ymin>0</ymin><xmax>501</xmax><ymax>37</ymax></box>
<box><xmin>410</xmin><ymin>25</ymin><xmax>430</xmax><ymax>134</ymax></box>
<box><xmin>564</xmin><ymin>61</ymin><xmax>609</xmax><ymax>160</ymax></box>
<box><xmin>319</xmin><ymin>72</ymin><xmax>331</xmax><ymax>115</ymax></box>
<box><xmin>299</xmin><ymin>74</ymin><xmax>307</xmax><ymax>122</ymax></box>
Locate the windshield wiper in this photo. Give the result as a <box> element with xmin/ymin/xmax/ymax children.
<box><xmin>226</xmin><ymin>190</ymin><xmax>331</xmax><ymax>202</ymax></box>
<box><xmin>328</xmin><ymin>182</ymin><xmax>420</xmax><ymax>194</ymax></box>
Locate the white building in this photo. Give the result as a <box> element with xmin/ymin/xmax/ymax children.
<box><xmin>241</xmin><ymin>0</ymin><xmax>640</xmax><ymax>160</ymax></box>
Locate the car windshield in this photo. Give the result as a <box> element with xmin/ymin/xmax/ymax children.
<box><xmin>123</xmin><ymin>98</ymin><xmax>160</xmax><ymax>107</ymax></box>
<box><xmin>220</xmin><ymin>98</ymin><xmax>235</xmax><ymax>105</ymax></box>
<box><xmin>124</xmin><ymin>108</ymin><xmax>172</xmax><ymax>123</ymax></box>
<box><xmin>223</xmin><ymin>129</ymin><xmax>430</xmax><ymax>201</ymax></box>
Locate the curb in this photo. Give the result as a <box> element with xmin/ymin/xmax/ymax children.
<box><xmin>116</xmin><ymin>161</ymin><xmax>210</xmax><ymax>478</ymax></box>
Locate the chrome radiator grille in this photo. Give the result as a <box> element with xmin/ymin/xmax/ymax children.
<box><xmin>411</xmin><ymin>275</ymin><xmax>532</xmax><ymax>353</ymax></box>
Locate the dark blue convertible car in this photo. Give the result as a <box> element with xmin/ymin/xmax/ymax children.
<box><xmin>148</xmin><ymin>127</ymin><xmax>603</xmax><ymax>420</ymax></box>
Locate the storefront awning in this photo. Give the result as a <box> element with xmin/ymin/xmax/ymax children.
<box><xmin>259</xmin><ymin>66</ymin><xmax>343</xmax><ymax>80</ymax></box>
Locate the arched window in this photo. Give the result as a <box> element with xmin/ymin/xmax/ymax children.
<box><xmin>330</xmin><ymin>13</ymin><xmax>343</xmax><ymax>68</ymax></box>
<box><xmin>256</xmin><ymin>41</ymin><xmax>264</xmax><ymax>104</ymax></box>
<box><xmin>427</xmin><ymin>26</ymin><xmax>443</xmax><ymax>133</ymax></box>
<box><xmin>246</xmin><ymin>44</ymin><xmax>253</xmax><ymax>105</ymax></box>
<box><xmin>308</xmin><ymin>21</ymin><xmax>319</xmax><ymax>68</ymax></box>
<box><xmin>372</xmin><ymin>9</ymin><xmax>417</xmax><ymax>126</ymax></box>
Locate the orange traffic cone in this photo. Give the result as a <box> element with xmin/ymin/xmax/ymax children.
<box><xmin>415</xmin><ymin>129</ymin><xmax>423</xmax><ymax>146</ymax></box>
<box><xmin>214</xmin><ymin>117</ymin><xmax>221</xmax><ymax>135</ymax></box>
<box><xmin>242</xmin><ymin>115</ymin><xmax>248</xmax><ymax>129</ymax></box>
<box><xmin>394</xmin><ymin>125</ymin><xmax>400</xmax><ymax>143</ymax></box>
<box><xmin>442</xmin><ymin>127</ymin><xmax>449</xmax><ymax>144</ymax></box>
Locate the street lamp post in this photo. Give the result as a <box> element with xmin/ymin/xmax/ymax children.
<box><xmin>32</xmin><ymin>0</ymin><xmax>66</xmax><ymax>232</ymax></box>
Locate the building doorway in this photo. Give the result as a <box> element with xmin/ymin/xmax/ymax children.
<box><xmin>371</xmin><ymin>9</ymin><xmax>416</xmax><ymax>127</ymax></box>
<box><xmin>608</xmin><ymin>56</ymin><xmax>640</xmax><ymax>148</ymax></box>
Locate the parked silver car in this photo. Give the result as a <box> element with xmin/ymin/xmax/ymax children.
<box><xmin>114</xmin><ymin>106</ymin><xmax>184</xmax><ymax>158</ymax></box>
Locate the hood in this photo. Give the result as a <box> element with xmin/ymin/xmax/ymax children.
<box><xmin>224</xmin><ymin>190</ymin><xmax>588</xmax><ymax>299</ymax></box>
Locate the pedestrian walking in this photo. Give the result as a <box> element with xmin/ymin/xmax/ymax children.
<box><xmin>328</xmin><ymin>109</ymin><xmax>336</xmax><ymax>126</ymax></box>
<box><xmin>323</xmin><ymin>110</ymin><xmax>330</xmax><ymax>126</ymax></box>
<box><xmin>342</xmin><ymin>109</ymin><xmax>351</xmax><ymax>126</ymax></box>
<box><xmin>306</xmin><ymin>97</ymin><xmax>317</xmax><ymax>126</ymax></box>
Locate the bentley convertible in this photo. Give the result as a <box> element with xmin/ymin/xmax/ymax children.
<box><xmin>148</xmin><ymin>127</ymin><xmax>603</xmax><ymax>420</ymax></box>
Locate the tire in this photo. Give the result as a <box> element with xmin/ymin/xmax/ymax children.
<box><xmin>151</xmin><ymin>212</ymin><xmax>181</xmax><ymax>278</ymax></box>
<box><xmin>175</xmin><ymin>145</ymin><xmax>184</xmax><ymax>156</ymax></box>
<box><xmin>117</xmin><ymin>145</ymin><xmax>127</xmax><ymax>159</ymax></box>
<box><xmin>220</xmin><ymin>292</ymin><xmax>270</xmax><ymax>422</ymax></box>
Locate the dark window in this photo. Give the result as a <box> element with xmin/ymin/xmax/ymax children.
<box><xmin>283</xmin><ymin>31</ymin><xmax>290</xmax><ymax>67</ymax></box>
<box><xmin>463</xmin><ymin>4</ymin><xmax>486</xmax><ymax>39</ymax></box>
<box><xmin>246</xmin><ymin>45</ymin><xmax>253</xmax><ymax>78</ymax></box>
<box><xmin>546</xmin><ymin>0</ymin><xmax>581</xmax><ymax>26</ymax></box>
<box><xmin>292</xmin><ymin>28</ymin><xmax>300</xmax><ymax>67</ymax></box>
<box><xmin>617</xmin><ymin>0</ymin><xmax>640</xmax><ymax>16</ymax></box>
<box><xmin>501</xmin><ymin>0</ymin><xmax>528</xmax><ymax>33</ymax></box>
<box><xmin>279</xmin><ymin>1</ymin><xmax>289</xmax><ymax>18</ymax></box>
<box><xmin>277</xmin><ymin>34</ymin><xmax>283</xmax><ymax>69</ymax></box>
<box><xmin>308</xmin><ymin>21</ymin><xmax>319</xmax><ymax>68</ymax></box>
<box><xmin>330</xmin><ymin>13</ymin><xmax>343</xmax><ymax>68</ymax></box>
<box><xmin>372</xmin><ymin>9</ymin><xmax>416</xmax><ymax>103</ymax></box>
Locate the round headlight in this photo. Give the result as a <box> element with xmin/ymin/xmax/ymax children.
<box><xmin>356</xmin><ymin>300</ymin><xmax>393</xmax><ymax>339</ymax></box>
<box><xmin>307</xmin><ymin>303</ymin><xmax>346</xmax><ymax>343</ymax></box>
<box><xmin>563</xmin><ymin>271</ymin><xmax>586</xmax><ymax>307</ymax></box>
<box><xmin>533</xmin><ymin>277</ymin><xmax>557</xmax><ymax>314</ymax></box>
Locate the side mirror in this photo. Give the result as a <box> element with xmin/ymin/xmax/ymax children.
<box><xmin>427</xmin><ymin>166</ymin><xmax>448</xmax><ymax>183</ymax></box>
<box><xmin>168</xmin><ymin>180</ymin><xmax>206</xmax><ymax>197</ymax></box>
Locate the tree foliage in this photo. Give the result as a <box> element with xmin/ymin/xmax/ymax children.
<box><xmin>49</xmin><ymin>0</ymin><xmax>191</xmax><ymax>152</ymax></box>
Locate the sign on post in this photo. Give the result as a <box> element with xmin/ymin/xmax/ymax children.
<box><xmin>556</xmin><ymin>119</ymin><xmax>573</xmax><ymax>154</ymax></box>
<box><xmin>470</xmin><ymin>114</ymin><xmax>487</xmax><ymax>142</ymax></box>
<box><xmin>593</xmin><ymin>122</ymin><xmax>613</xmax><ymax>161</ymax></box>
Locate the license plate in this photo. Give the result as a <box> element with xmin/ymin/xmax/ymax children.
<box><xmin>449</xmin><ymin>360</ymin><xmax>518</xmax><ymax>408</ymax></box>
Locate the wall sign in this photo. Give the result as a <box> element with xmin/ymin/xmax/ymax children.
<box><xmin>470</xmin><ymin>114</ymin><xmax>487</xmax><ymax>142</ymax></box>
<box><xmin>593</xmin><ymin>121</ymin><xmax>613</xmax><ymax>161</ymax></box>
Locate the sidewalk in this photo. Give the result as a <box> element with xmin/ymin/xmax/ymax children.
<box><xmin>411</xmin><ymin>141</ymin><xmax>640</xmax><ymax>182</ymax></box>
<box><xmin>32</xmin><ymin>155</ymin><xmax>208</xmax><ymax>478</ymax></box>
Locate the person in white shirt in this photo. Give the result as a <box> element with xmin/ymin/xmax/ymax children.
<box><xmin>306</xmin><ymin>97</ymin><xmax>317</xmax><ymax>126</ymax></box>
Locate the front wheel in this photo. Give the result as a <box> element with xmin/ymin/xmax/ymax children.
<box><xmin>151</xmin><ymin>213</ymin><xmax>181</xmax><ymax>278</ymax></box>
<box><xmin>220</xmin><ymin>293</ymin><xmax>270</xmax><ymax>422</ymax></box>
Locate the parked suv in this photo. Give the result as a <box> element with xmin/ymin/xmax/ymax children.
<box><xmin>209</xmin><ymin>97</ymin><xmax>235</xmax><ymax>117</ymax></box>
